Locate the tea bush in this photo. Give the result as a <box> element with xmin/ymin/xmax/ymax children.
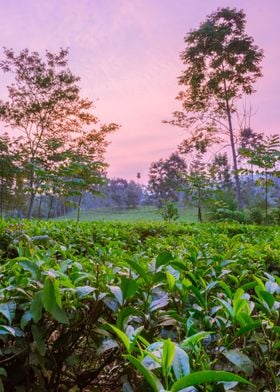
<box><xmin>0</xmin><ymin>220</ymin><xmax>279</xmax><ymax>391</ymax></box>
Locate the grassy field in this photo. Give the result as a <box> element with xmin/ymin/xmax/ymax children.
<box><xmin>57</xmin><ymin>205</ymin><xmax>199</xmax><ymax>222</ymax></box>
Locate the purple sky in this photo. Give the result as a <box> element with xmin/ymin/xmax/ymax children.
<box><xmin>0</xmin><ymin>0</ymin><xmax>279</xmax><ymax>182</ymax></box>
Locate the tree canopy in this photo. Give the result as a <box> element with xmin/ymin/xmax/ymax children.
<box><xmin>171</xmin><ymin>7</ymin><xmax>264</xmax><ymax>209</ymax></box>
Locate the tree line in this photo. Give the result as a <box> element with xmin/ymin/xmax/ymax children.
<box><xmin>0</xmin><ymin>48</ymin><xmax>118</xmax><ymax>220</ymax></box>
<box><xmin>0</xmin><ymin>7</ymin><xmax>279</xmax><ymax>223</ymax></box>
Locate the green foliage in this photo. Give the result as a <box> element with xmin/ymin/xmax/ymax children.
<box><xmin>148</xmin><ymin>152</ymin><xmax>187</xmax><ymax>203</ymax></box>
<box><xmin>0</xmin><ymin>48</ymin><xmax>118</xmax><ymax>219</ymax></box>
<box><xmin>158</xmin><ymin>200</ymin><xmax>179</xmax><ymax>223</ymax></box>
<box><xmin>0</xmin><ymin>220</ymin><xmax>279</xmax><ymax>390</ymax></box>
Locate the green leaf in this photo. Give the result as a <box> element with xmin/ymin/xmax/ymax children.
<box><xmin>121</xmin><ymin>277</ymin><xmax>138</xmax><ymax>301</ymax></box>
<box><xmin>31</xmin><ymin>325</ymin><xmax>46</xmax><ymax>356</ymax></box>
<box><xmin>116</xmin><ymin>307</ymin><xmax>138</xmax><ymax>330</ymax></box>
<box><xmin>223</xmin><ymin>349</ymin><xmax>254</xmax><ymax>375</ymax></box>
<box><xmin>125</xmin><ymin>355</ymin><xmax>164</xmax><ymax>392</ymax></box>
<box><xmin>52</xmin><ymin>304</ymin><xmax>69</xmax><ymax>324</ymax></box>
<box><xmin>30</xmin><ymin>292</ymin><xmax>43</xmax><ymax>322</ymax></box>
<box><xmin>166</xmin><ymin>271</ymin><xmax>176</xmax><ymax>290</ymax></box>
<box><xmin>20</xmin><ymin>310</ymin><xmax>32</xmax><ymax>329</ymax></box>
<box><xmin>0</xmin><ymin>302</ymin><xmax>16</xmax><ymax>324</ymax></box>
<box><xmin>170</xmin><ymin>370</ymin><xmax>252</xmax><ymax>391</ymax></box>
<box><xmin>156</xmin><ymin>251</ymin><xmax>173</xmax><ymax>269</ymax></box>
<box><xmin>126</xmin><ymin>259</ymin><xmax>148</xmax><ymax>282</ymax></box>
<box><xmin>236</xmin><ymin>321</ymin><xmax>261</xmax><ymax>337</ymax></box>
<box><xmin>173</xmin><ymin>346</ymin><xmax>190</xmax><ymax>380</ymax></box>
<box><xmin>181</xmin><ymin>331</ymin><xmax>212</xmax><ymax>348</ymax></box>
<box><xmin>19</xmin><ymin>259</ymin><xmax>40</xmax><ymax>280</ymax></box>
<box><xmin>258</xmin><ymin>290</ymin><xmax>275</xmax><ymax>309</ymax></box>
<box><xmin>162</xmin><ymin>339</ymin><xmax>176</xmax><ymax>376</ymax></box>
<box><xmin>216</xmin><ymin>298</ymin><xmax>234</xmax><ymax>319</ymax></box>
<box><xmin>107</xmin><ymin>324</ymin><xmax>131</xmax><ymax>353</ymax></box>
<box><xmin>254</xmin><ymin>276</ymin><xmax>265</xmax><ymax>290</ymax></box>
<box><xmin>42</xmin><ymin>278</ymin><xmax>59</xmax><ymax>312</ymax></box>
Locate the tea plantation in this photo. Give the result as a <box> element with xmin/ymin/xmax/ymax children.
<box><xmin>0</xmin><ymin>220</ymin><xmax>279</xmax><ymax>391</ymax></box>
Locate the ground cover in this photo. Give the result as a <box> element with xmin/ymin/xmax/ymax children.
<box><xmin>0</xmin><ymin>220</ymin><xmax>279</xmax><ymax>391</ymax></box>
<box><xmin>56</xmin><ymin>205</ymin><xmax>198</xmax><ymax>223</ymax></box>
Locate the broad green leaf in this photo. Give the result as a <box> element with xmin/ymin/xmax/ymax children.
<box><xmin>52</xmin><ymin>304</ymin><xmax>69</xmax><ymax>324</ymax></box>
<box><xmin>126</xmin><ymin>259</ymin><xmax>148</xmax><ymax>282</ymax></box>
<box><xmin>181</xmin><ymin>332</ymin><xmax>212</xmax><ymax>348</ymax></box>
<box><xmin>125</xmin><ymin>355</ymin><xmax>164</xmax><ymax>392</ymax></box>
<box><xmin>216</xmin><ymin>298</ymin><xmax>234</xmax><ymax>319</ymax></box>
<box><xmin>19</xmin><ymin>259</ymin><xmax>40</xmax><ymax>280</ymax></box>
<box><xmin>20</xmin><ymin>310</ymin><xmax>32</xmax><ymax>329</ymax></box>
<box><xmin>166</xmin><ymin>272</ymin><xmax>176</xmax><ymax>290</ymax></box>
<box><xmin>223</xmin><ymin>349</ymin><xmax>254</xmax><ymax>375</ymax></box>
<box><xmin>30</xmin><ymin>292</ymin><xmax>43</xmax><ymax>322</ymax></box>
<box><xmin>156</xmin><ymin>251</ymin><xmax>173</xmax><ymax>268</ymax></box>
<box><xmin>173</xmin><ymin>346</ymin><xmax>190</xmax><ymax>380</ymax></box>
<box><xmin>116</xmin><ymin>307</ymin><xmax>138</xmax><ymax>329</ymax></box>
<box><xmin>258</xmin><ymin>290</ymin><xmax>275</xmax><ymax>309</ymax></box>
<box><xmin>218</xmin><ymin>281</ymin><xmax>232</xmax><ymax>298</ymax></box>
<box><xmin>121</xmin><ymin>277</ymin><xmax>138</xmax><ymax>301</ymax></box>
<box><xmin>162</xmin><ymin>339</ymin><xmax>176</xmax><ymax>376</ymax></box>
<box><xmin>236</xmin><ymin>321</ymin><xmax>261</xmax><ymax>337</ymax></box>
<box><xmin>170</xmin><ymin>370</ymin><xmax>252</xmax><ymax>391</ymax></box>
<box><xmin>42</xmin><ymin>278</ymin><xmax>56</xmax><ymax>312</ymax></box>
<box><xmin>107</xmin><ymin>324</ymin><xmax>131</xmax><ymax>353</ymax></box>
<box><xmin>233</xmin><ymin>298</ymin><xmax>250</xmax><ymax>318</ymax></box>
<box><xmin>0</xmin><ymin>302</ymin><xmax>16</xmax><ymax>324</ymax></box>
<box><xmin>254</xmin><ymin>276</ymin><xmax>265</xmax><ymax>290</ymax></box>
<box><xmin>31</xmin><ymin>325</ymin><xmax>46</xmax><ymax>356</ymax></box>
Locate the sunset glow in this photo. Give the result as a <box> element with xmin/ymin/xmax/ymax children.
<box><xmin>0</xmin><ymin>0</ymin><xmax>279</xmax><ymax>182</ymax></box>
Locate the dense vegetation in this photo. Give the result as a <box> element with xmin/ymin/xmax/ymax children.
<box><xmin>0</xmin><ymin>220</ymin><xmax>279</xmax><ymax>391</ymax></box>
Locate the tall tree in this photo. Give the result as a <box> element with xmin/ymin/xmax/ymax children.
<box><xmin>185</xmin><ymin>155</ymin><xmax>211</xmax><ymax>222</ymax></box>
<box><xmin>0</xmin><ymin>48</ymin><xmax>117</xmax><ymax>218</ymax></box>
<box><xmin>170</xmin><ymin>7</ymin><xmax>264</xmax><ymax>209</ymax></box>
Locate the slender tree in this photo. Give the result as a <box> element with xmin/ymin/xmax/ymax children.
<box><xmin>170</xmin><ymin>8</ymin><xmax>264</xmax><ymax>209</ymax></box>
<box><xmin>240</xmin><ymin>135</ymin><xmax>280</xmax><ymax>223</ymax></box>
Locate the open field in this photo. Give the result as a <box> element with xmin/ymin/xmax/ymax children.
<box><xmin>56</xmin><ymin>205</ymin><xmax>199</xmax><ymax>222</ymax></box>
<box><xmin>0</xmin><ymin>220</ymin><xmax>279</xmax><ymax>391</ymax></box>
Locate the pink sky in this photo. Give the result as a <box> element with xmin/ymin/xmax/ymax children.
<box><xmin>0</xmin><ymin>0</ymin><xmax>279</xmax><ymax>182</ymax></box>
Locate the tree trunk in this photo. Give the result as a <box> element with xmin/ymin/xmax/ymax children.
<box><xmin>27</xmin><ymin>192</ymin><xmax>35</xmax><ymax>219</ymax></box>
<box><xmin>38</xmin><ymin>194</ymin><xmax>43</xmax><ymax>219</ymax></box>
<box><xmin>77</xmin><ymin>194</ymin><xmax>82</xmax><ymax>222</ymax></box>
<box><xmin>198</xmin><ymin>186</ymin><xmax>202</xmax><ymax>222</ymax></box>
<box><xmin>0</xmin><ymin>178</ymin><xmax>3</xmax><ymax>219</ymax></box>
<box><xmin>265</xmin><ymin>170</ymin><xmax>268</xmax><ymax>225</ymax></box>
<box><xmin>27</xmin><ymin>161</ymin><xmax>35</xmax><ymax>219</ymax></box>
<box><xmin>47</xmin><ymin>195</ymin><xmax>54</xmax><ymax>220</ymax></box>
<box><xmin>224</xmin><ymin>99</ymin><xmax>243</xmax><ymax>210</ymax></box>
